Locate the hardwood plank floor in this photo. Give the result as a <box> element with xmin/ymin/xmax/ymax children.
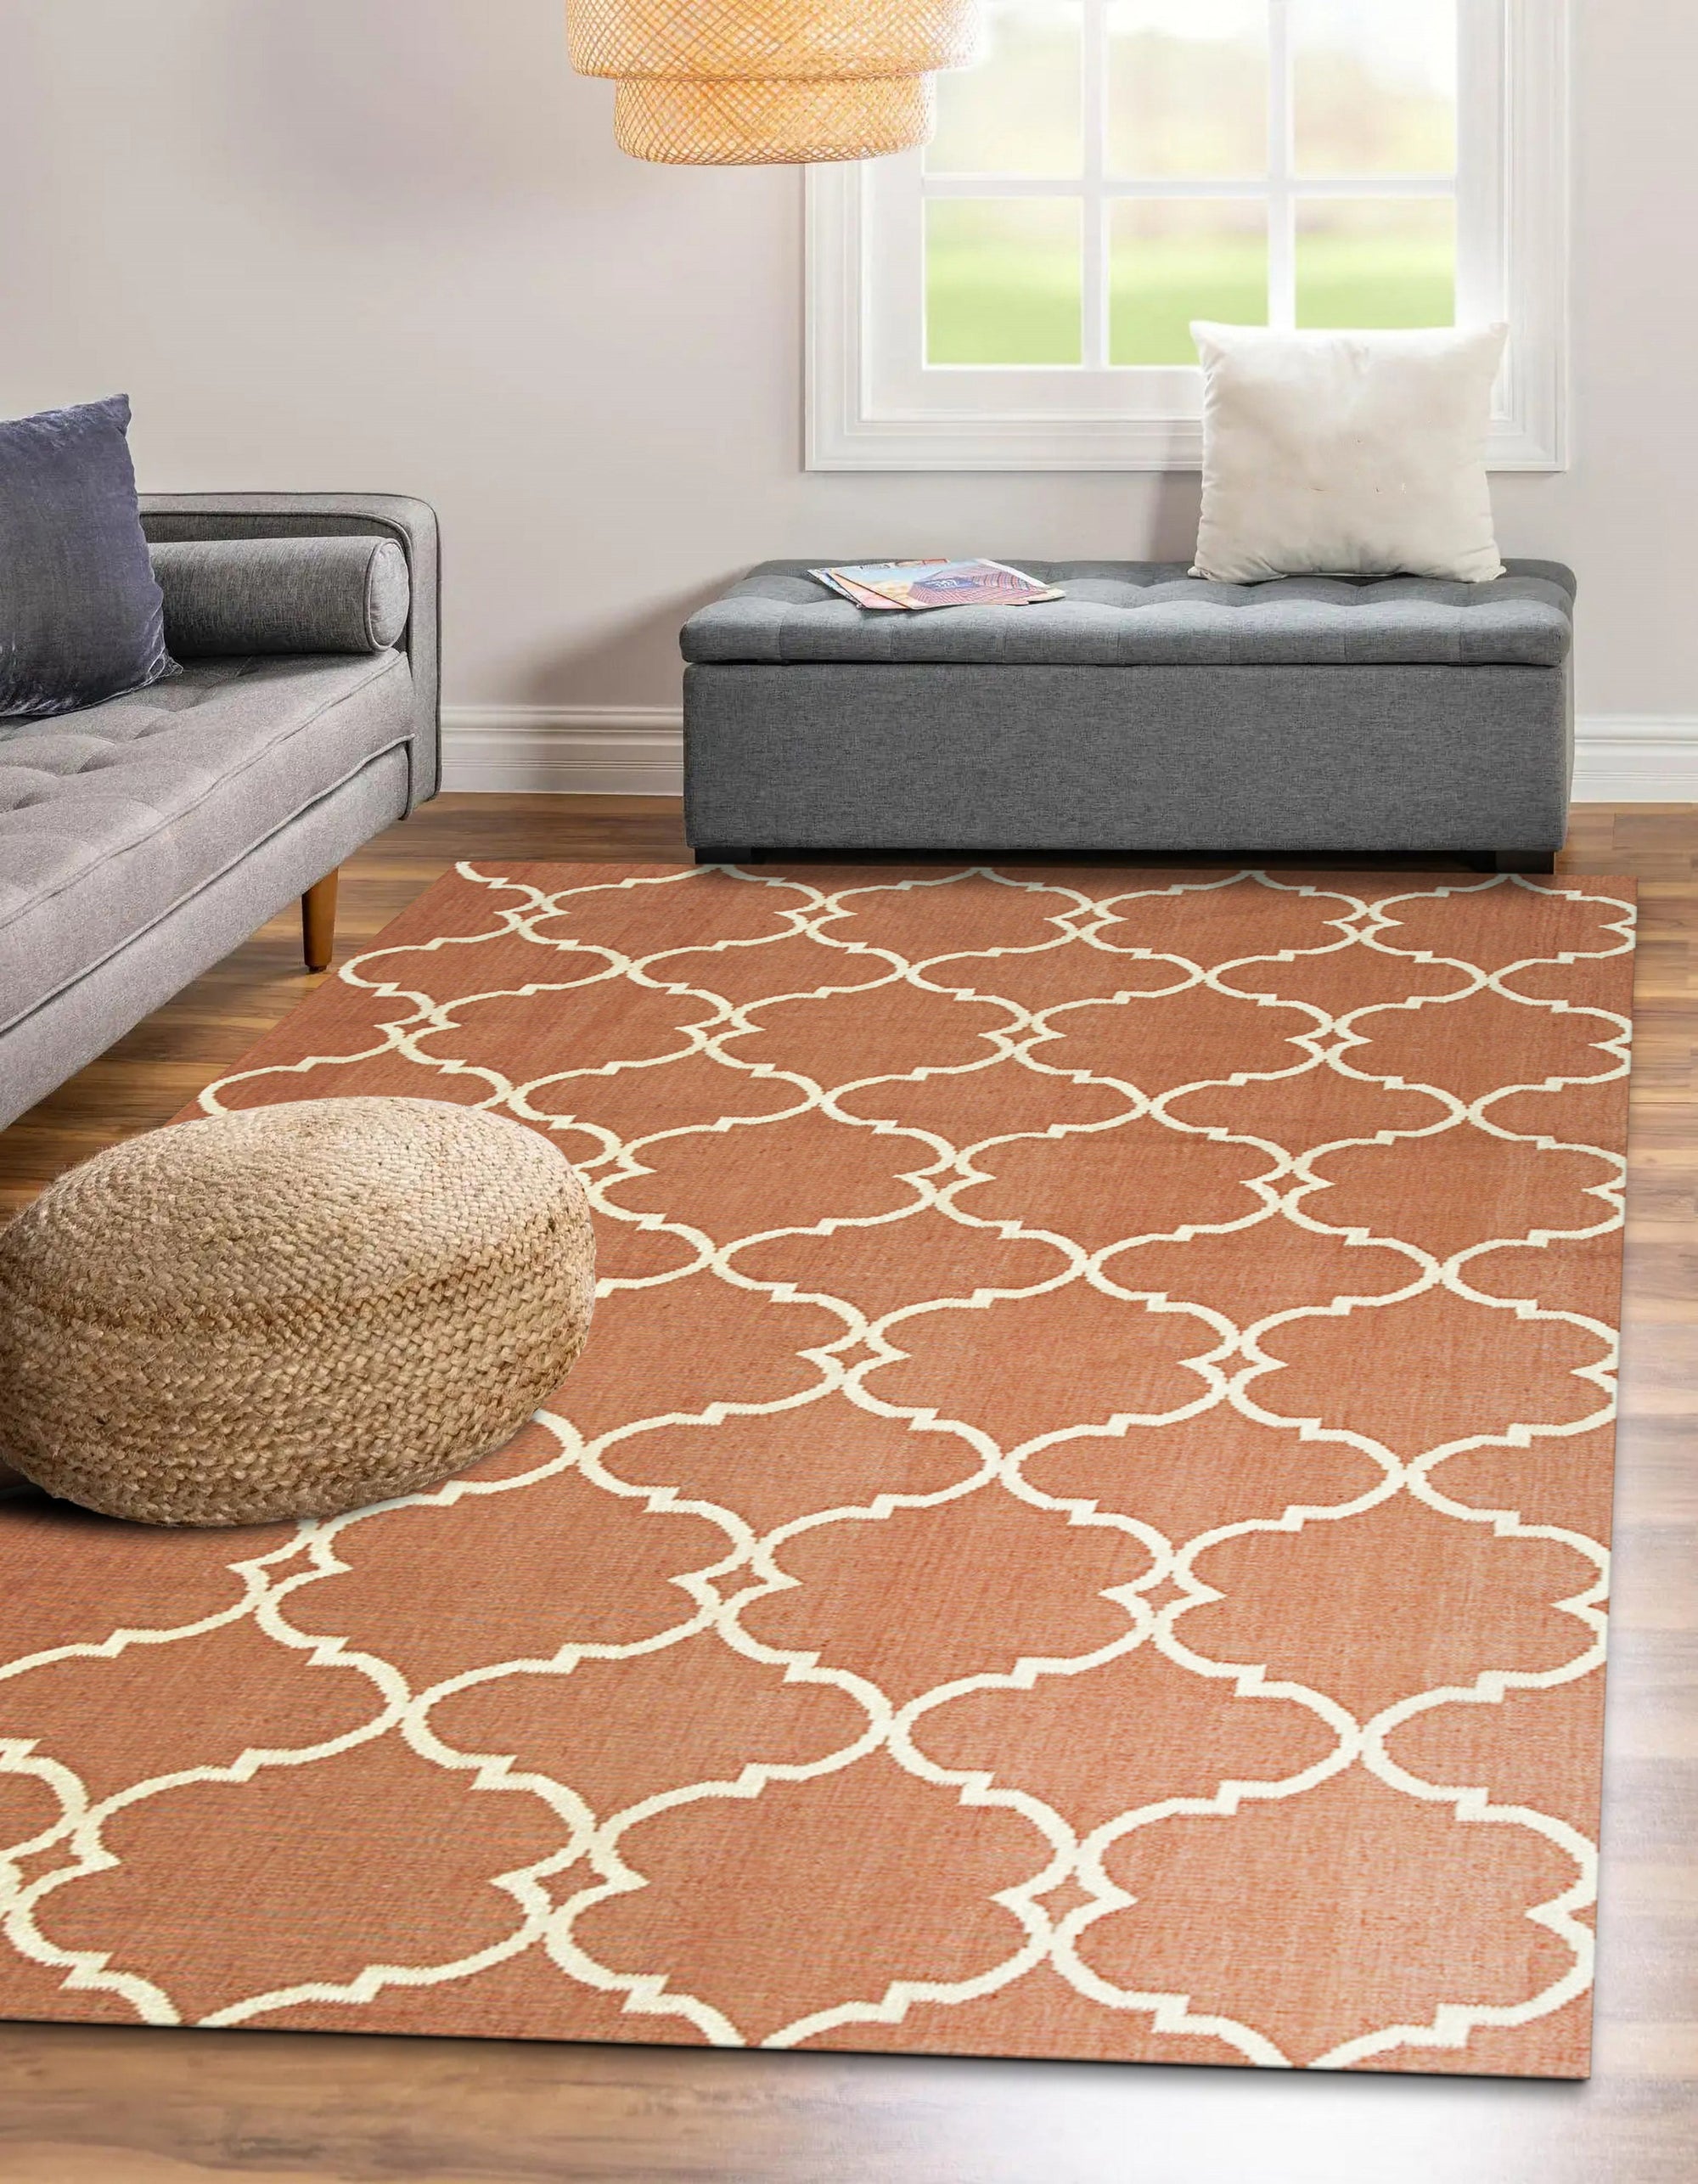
<box><xmin>1</xmin><ymin>796</ymin><xmax>1694</xmax><ymax>2184</ymax></box>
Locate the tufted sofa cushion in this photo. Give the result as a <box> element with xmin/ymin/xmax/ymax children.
<box><xmin>0</xmin><ymin>650</ymin><xmax>412</xmax><ymax>1038</ymax></box>
<box><xmin>682</xmin><ymin>559</ymin><xmax>1577</xmax><ymax>670</ymax></box>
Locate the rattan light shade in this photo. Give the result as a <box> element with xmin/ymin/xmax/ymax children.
<box><xmin>569</xmin><ymin>0</ymin><xmax>981</xmax><ymax>81</ymax></box>
<box><xmin>565</xmin><ymin>0</ymin><xmax>981</xmax><ymax>167</ymax></box>
<box><xmin>614</xmin><ymin>73</ymin><xmax>935</xmax><ymax>166</ymax></box>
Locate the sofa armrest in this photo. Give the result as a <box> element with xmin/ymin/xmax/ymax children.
<box><xmin>138</xmin><ymin>493</ymin><xmax>441</xmax><ymax>810</ymax></box>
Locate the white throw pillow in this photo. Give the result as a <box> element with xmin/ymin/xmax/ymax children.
<box><xmin>1189</xmin><ymin>321</ymin><xmax>1510</xmax><ymax>585</ymax></box>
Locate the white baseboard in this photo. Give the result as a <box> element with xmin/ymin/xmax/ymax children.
<box><xmin>1571</xmin><ymin>717</ymin><xmax>1698</xmax><ymax>801</ymax></box>
<box><xmin>441</xmin><ymin>705</ymin><xmax>1698</xmax><ymax>804</ymax></box>
<box><xmin>440</xmin><ymin>706</ymin><xmax>683</xmax><ymax>796</ymax></box>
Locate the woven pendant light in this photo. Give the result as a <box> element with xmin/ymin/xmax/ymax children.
<box><xmin>565</xmin><ymin>0</ymin><xmax>983</xmax><ymax>166</ymax></box>
<box><xmin>613</xmin><ymin>73</ymin><xmax>936</xmax><ymax>166</ymax></box>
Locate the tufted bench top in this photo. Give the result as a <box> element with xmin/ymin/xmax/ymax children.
<box><xmin>683</xmin><ymin>560</ymin><xmax>1577</xmax><ymax>671</ymax></box>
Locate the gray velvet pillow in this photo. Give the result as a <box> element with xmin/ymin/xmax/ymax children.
<box><xmin>0</xmin><ymin>394</ymin><xmax>176</xmax><ymax>721</ymax></box>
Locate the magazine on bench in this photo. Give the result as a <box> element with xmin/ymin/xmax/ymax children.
<box><xmin>811</xmin><ymin>560</ymin><xmax>1064</xmax><ymax>612</ymax></box>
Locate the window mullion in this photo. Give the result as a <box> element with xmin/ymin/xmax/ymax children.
<box><xmin>1268</xmin><ymin>0</ymin><xmax>1296</xmax><ymax>329</ymax></box>
<box><xmin>1455</xmin><ymin>0</ymin><xmax>1510</xmax><ymax>326</ymax></box>
<box><xmin>812</xmin><ymin>0</ymin><xmax>1566</xmax><ymax>471</ymax></box>
<box><xmin>1082</xmin><ymin>0</ymin><xmax>1109</xmax><ymax>370</ymax></box>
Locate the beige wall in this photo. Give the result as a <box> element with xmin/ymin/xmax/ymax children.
<box><xmin>0</xmin><ymin>0</ymin><xmax>1694</xmax><ymax>722</ymax></box>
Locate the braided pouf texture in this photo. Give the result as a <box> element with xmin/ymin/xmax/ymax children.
<box><xmin>0</xmin><ymin>1098</ymin><xmax>597</xmax><ymax>1528</ymax></box>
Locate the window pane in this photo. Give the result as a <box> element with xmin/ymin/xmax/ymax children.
<box><xmin>1110</xmin><ymin>201</ymin><xmax>1267</xmax><ymax>363</ymax></box>
<box><xmin>1292</xmin><ymin>0</ymin><xmax>1457</xmax><ymax>178</ymax></box>
<box><xmin>926</xmin><ymin>200</ymin><xmax>1083</xmax><ymax>364</ymax></box>
<box><xmin>928</xmin><ymin>0</ymin><xmax>1082</xmax><ymax>177</ymax></box>
<box><xmin>1106</xmin><ymin>0</ymin><xmax>1268</xmax><ymax>178</ymax></box>
<box><xmin>1296</xmin><ymin>200</ymin><xmax>1456</xmax><ymax>328</ymax></box>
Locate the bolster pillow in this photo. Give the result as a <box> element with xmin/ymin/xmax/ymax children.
<box><xmin>150</xmin><ymin>535</ymin><xmax>411</xmax><ymax>658</ymax></box>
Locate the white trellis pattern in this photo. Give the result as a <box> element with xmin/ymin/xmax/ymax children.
<box><xmin>0</xmin><ymin>862</ymin><xmax>1635</xmax><ymax>2075</ymax></box>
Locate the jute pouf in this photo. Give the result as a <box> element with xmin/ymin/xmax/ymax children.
<box><xmin>0</xmin><ymin>1098</ymin><xmax>596</xmax><ymax>1528</ymax></box>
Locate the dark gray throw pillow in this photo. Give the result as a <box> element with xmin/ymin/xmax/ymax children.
<box><xmin>0</xmin><ymin>394</ymin><xmax>177</xmax><ymax>722</ymax></box>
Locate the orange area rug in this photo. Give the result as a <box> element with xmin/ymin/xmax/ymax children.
<box><xmin>0</xmin><ymin>864</ymin><xmax>1637</xmax><ymax>2076</ymax></box>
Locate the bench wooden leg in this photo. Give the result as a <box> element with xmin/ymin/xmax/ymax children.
<box><xmin>302</xmin><ymin>869</ymin><xmax>340</xmax><ymax>972</ymax></box>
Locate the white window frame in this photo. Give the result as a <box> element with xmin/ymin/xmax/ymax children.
<box><xmin>807</xmin><ymin>0</ymin><xmax>1567</xmax><ymax>470</ymax></box>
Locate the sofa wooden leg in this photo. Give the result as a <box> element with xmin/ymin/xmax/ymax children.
<box><xmin>302</xmin><ymin>869</ymin><xmax>340</xmax><ymax>972</ymax></box>
<box><xmin>1495</xmin><ymin>851</ymin><xmax>1557</xmax><ymax>875</ymax></box>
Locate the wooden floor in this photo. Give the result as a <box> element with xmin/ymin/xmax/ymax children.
<box><xmin>1</xmin><ymin>796</ymin><xmax>1694</xmax><ymax>2184</ymax></box>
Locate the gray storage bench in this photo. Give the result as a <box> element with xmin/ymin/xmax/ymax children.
<box><xmin>680</xmin><ymin>559</ymin><xmax>1576</xmax><ymax>870</ymax></box>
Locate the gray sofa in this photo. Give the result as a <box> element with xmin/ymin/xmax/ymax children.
<box><xmin>682</xmin><ymin>560</ymin><xmax>1576</xmax><ymax>867</ymax></box>
<box><xmin>0</xmin><ymin>493</ymin><xmax>439</xmax><ymax>1132</ymax></box>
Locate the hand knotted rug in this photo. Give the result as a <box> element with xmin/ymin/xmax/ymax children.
<box><xmin>0</xmin><ymin>863</ymin><xmax>1638</xmax><ymax>2077</ymax></box>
